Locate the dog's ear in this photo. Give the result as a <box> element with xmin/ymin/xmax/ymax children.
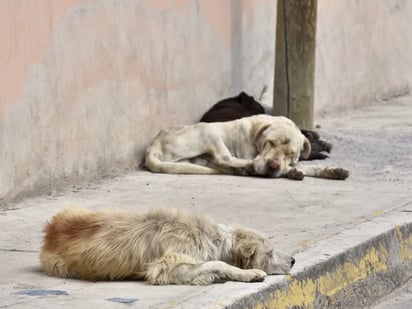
<box><xmin>235</xmin><ymin>240</ymin><xmax>257</xmax><ymax>268</ymax></box>
<box><xmin>238</xmin><ymin>240</ymin><xmax>257</xmax><ymax>258</ymax></box>
<box><xmin>253</xmin><ymin>123</ymin><xmax>271</xmax><ymax>144</ymax></box>
<box><xmin>301</xmin><ymin>137</ymin><xmax>311</xmax><ymax>160</ymax></box>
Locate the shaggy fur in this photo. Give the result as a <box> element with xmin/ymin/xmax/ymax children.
<box><xmin>40</xmin><ymin>207</ymin><xmax>295</xmax><ymax>285</ymax></box>
<box><xmin>145</xmin><ymin>114</ymin><xmax>349</xmax><ymax>180</ymax></box>
<box><xmin>200</xmin><ymin>92</ymin><xmax>332</xmax><ymax>160</ymax></box>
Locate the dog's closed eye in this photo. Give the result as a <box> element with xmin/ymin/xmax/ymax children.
<box><xmin>265</xmin><ymin>140</ymin><xmax>278</xmax><ymax>148</ymax></box>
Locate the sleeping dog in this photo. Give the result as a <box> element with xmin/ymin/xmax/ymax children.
<box><xmin>40</xmin><ymin>207</ymin><xmax>295</xmax><ymax>285</ymax></box>
<box><xmin>200</xmin><ymin>92</ymin><xmax>332</xmax><ymax>160</ymax></box>
<box><xmin>145</xmin><ymin>114</ymin><xmax>349</xmax><ymax>180</ymax></box>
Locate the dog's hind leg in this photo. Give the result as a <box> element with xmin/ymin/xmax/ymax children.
<box><xmin>40</xmin><ymin>251</ymin><xmax>73</xmax><ymax>278</ymax></box>
<box><xmin>146</xmin><ymin>253</ymin><xmax>266</xmax><ymax>285</ymax></box>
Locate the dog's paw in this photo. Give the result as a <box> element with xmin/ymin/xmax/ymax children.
<box><xmin>285</xmin><ymin>168</ymin><xmax>305</xmax><ymax>180</ymax></box>
<box><xmin>321</xmin><ymin>167</ymin><xmax>350</xmax><ymax>180</ymax></box>
<box><xmin>241</xmin><ymin>269</ymin><xmax>267</xmax><ymax>282</ymax></box>
<box><xmin>320</xmin><ymin>140</ymin><xmax>333</xmax><ymax>153</ymax></box>
<box><xmin>240</xmin><ymin>163</ymin><xmax>257</xmax><ymax>176</ymax></box>
<box><xmin>307</xmin><ymin>152</ymin><xmax>329</xmax><ymax>160</ymax></box>
<box><xmin>310</xmin><ymin>140</ymin><xmax>332</xmax><ymax>154</ymax></box>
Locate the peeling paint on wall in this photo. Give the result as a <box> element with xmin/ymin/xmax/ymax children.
<box><xmin>0</xmin><ymin>0</ymin><xmax>276</xmax><ymax>203</ymax></box>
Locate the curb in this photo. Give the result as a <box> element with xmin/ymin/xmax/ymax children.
<box><xmin>224</xmin><ymin>209</ymin><xmax>412</xmax><ymax>309</ymax></box>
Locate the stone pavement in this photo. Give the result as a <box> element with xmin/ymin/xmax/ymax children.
<box><xmin>1</xmin><ymin>95</ymin><xmax>412</xmax><ymax>308</ymax></box>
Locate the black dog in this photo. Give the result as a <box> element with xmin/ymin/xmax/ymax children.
<box><xmin>200</xmin><ymin>92</ymin><xmax>331</xmax><ymax>160</ymax></box>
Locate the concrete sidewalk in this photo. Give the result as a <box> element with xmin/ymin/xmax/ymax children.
<box><xmin>1</xmin><ymin>95</ymin><xmax>412</xmax><ymax>308</ymax></box>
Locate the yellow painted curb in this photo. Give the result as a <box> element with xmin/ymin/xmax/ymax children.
<box><xmin>252</xmin><ymin>225</ymin><xmax>412</xmax><ymax>309</ymax></box>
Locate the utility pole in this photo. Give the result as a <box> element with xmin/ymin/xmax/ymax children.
<box><xmin>273</xmin><ymin>0</ymin><xmax>318</xmax><ymax>129</ymax></box>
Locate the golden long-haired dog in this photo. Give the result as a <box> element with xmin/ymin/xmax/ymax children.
<box><xmin>40</xmin><ymin>207</ymin><xmax>295</xmax><ymax>285</ymax></box>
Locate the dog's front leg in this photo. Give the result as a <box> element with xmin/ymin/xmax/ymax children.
<box><xmin>298</xmin><ymin>165</ymin><xmax>350</xmax><ymax>180</ymax></box>
<box><xmin>190</xmin><ymin>261</ymin><xmax>267</xmax><ymax>285</ymax></box>
<box><xmin>213</xmin><ymin>154</ymin><xmax>253</xmax><ymax>169</ymax></box>
<box><xmin>211</xmin><ymin>141</ymin><xmax>254</xmax><ymax>172</ymax></box>
<box><xmin>146</xmin><ymin>254</ymin><xmax>266</xmax><ymax>285</ymax></box>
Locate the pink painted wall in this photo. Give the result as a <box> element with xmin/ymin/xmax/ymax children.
<box><xmin>0</xmin><ymin>0</ymin><xmax>276</xmax><ymax>203</ymax></box>
<box><xmin>0</xmin><ymin>0</ymin><xmax>84</xmax><ymax>113</ymax></box>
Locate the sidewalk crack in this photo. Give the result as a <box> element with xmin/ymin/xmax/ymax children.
<box><xmin>0</xmin><ymin>248</ymin><xmax>39</xmax><ymax>253</ymax></box>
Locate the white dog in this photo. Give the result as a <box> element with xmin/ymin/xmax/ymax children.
<box><xmin>145</xmin><ymin>115</ymin><xmax>349</xmax><ymax>180</ymax></box>
<box><xmin>40</xmin><ymin>207</ymin><xmax>295</xmax><ymax>285</ymax></box>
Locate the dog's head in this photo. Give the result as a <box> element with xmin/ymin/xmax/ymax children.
<box><xmin>251</xmin><ymin>116</ymin><xmax>311</xmax><ymax>177</ymax></box>
<box><xmin>233</xmin><ymin>226</ymin><xmax>295</xmax><ymax>275</ymax></box>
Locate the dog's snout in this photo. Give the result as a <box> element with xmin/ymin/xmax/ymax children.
<box><xmin>291</xmin><ymin>257</ymin><xmax>296</xmax><ymax>267</ymax></box>
<box><xmin>267</xmin><ymin>160</ymin><xmax>279</xmax><ymax>171</ymax></box>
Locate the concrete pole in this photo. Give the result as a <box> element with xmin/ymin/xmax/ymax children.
<box><xmin>273</xmin><ymin>0</ymin><xmax>318</xmax><ymax>129</ymax></box>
